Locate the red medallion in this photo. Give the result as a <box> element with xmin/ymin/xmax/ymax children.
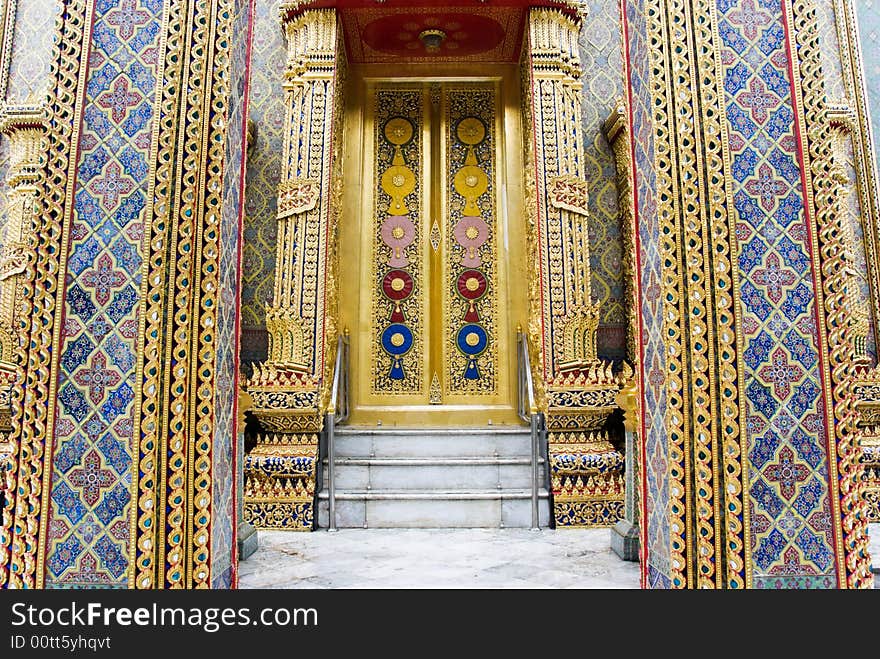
<box><xmin>457</xmin><ymin>269</ymin><xmax>487</xmax><ymax>323</ymax></box>
<box><xmin>382</xmin><ymin>269</ymin><xmax>414</xmax><ymax>322</ymax></box>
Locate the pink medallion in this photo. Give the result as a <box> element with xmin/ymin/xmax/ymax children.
<box><xmin>381</xmin><ymin>215</ymin><xmax>416</xmax><ymax>267</ymax></box>
<box><xmin>453</xmin><ymin>216</ymin><xmax>489</xmax><ymax>267</ymax></box>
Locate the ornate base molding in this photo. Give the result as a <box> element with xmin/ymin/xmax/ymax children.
<box><xmin>244</xmin><ymin>500</ymin><xmax>315</xmax><ymax>531</ymax></box>
<box><xmin>545</xmin><ymin>363</ymin><xmax>624</xmax><ymax>528</ymax></box>
<box><xmin>853</xmin><ymin>370</ymin><xmax>880</xmax><ymax>523</ymax></box>
<box><xmin>243</xmin><ymin>433</ymin><xmax>318</xmax><ymax>531</ymax></box>
<box><xmin>244</xmin><ymin>361</ymin><xmax>322</xmax><ymax>530</ymax></box>
<box><xmin>862</xmin><ymin>446</ymin><xmax>879</xmax><ymax>523</ymax></box>
<box><xmin>548</xmin><ymin>427</ymin><xmax>624</xmax><ymax>529</ymax></box>
<box><xmin>554</xmin><ymin>499</ymin><xmax>625</xmax><ymax>528</ymax></box>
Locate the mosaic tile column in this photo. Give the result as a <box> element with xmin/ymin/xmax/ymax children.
<box><xmin>622</xmin><ymin>0</ymin><xmax>873</xmax><ymax>588</ymax></box>
<box><xmin>521</xmin><ymin>5</ymin><xmax>624</xmax><ymax>528</ymax></box>
<box><xmin>0</xmin><ymin>0</ymin><xmax>251</xmax><ymax>590</ymax></box>
<box><xmin>244</xmin><ymin>6</ymin><xmax>345</xmax><ymax>531</ymax></box>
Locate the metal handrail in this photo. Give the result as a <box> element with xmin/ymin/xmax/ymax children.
<box><xmin>325</xmin><ymin>330</ymin><xmax>350</xmax><ymax>532</ymax></box>
<box><xmin>517</xmin><ymin>328</ymin><xmax>543</xmax><ymax>531</ymax></box>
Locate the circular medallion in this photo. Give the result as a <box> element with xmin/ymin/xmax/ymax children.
<box><xmin>457</xmin><ymin>117</ymin><xmax>486</xmax><ymax>145</ymax></box>
<box><xmin>382</xmin><ymin>324</ymin><xmax>413</xmax><ymax>356</ymax></box>
<box><xmin>456</xmin><ymin>269</ymin><xmax>487</xmax><ymax>300</ymax></box>
<box><xmin>456</xmin><ymin>324</ymin><xmax>487</xmax><ymax>356</ymax></box>
<box><xmin>381</xmin><ymin>165</ymin><xmax>416</xmax><ymax>214</ymax></box>
<box><xmin>382</xmin><ymin>269</ymin><xmax>414</xmax><ymax>300</ymax></box>
<box><xmin>453</xmin><ymin>165</ymin><xmax>489</xmax><ymax>214</ymax></box>
<box><xmin>384</xmin><ymin>117</ymin><xmax>414</xmax><ymax>145</ymax></box>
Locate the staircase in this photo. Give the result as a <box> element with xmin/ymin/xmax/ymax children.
<box><xmin>316</xmin><ymin>427</ymin><xmax>551</xmax><ymax>528</ymax></box>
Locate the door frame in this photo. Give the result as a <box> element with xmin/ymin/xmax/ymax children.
<box><xmin>338</xmin><ymin>62</ymin><xmax>528</xmax><ymax>427</ymax></box>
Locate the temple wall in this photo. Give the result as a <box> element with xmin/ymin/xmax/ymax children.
<box><xmin>240</xmin><ymin>0</ymin><xmax>286</xmax><ymax>364</ymax></box>
<box><xmin>5</xmin><ymin>0</ymin><xmax>57</xmax><ymax>103</ymax></box>
<box><xmin>579</xmin><ymin>0</ymin><xmax>627</xmax><ymax>360</ymax></box>
<box><xmin>212</xmin><ymin>0</ymin><xmax>253</xmax><ymax>590</ymax></box>
<box><xmin>621</xmin><ymin>0</ymin><xmax>671</xmax><ymax>589</ymax></box>
<box><xmin>855</xmin><ymin>2</ymin><xmax>880</xmax><ymax>185</ymax></box>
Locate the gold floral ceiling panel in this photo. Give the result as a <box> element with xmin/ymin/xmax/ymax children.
<box><xmin>330</xmin><ymin>2</ymin><xmax>525</xmax><ymax>64</ymax></box>
<box><xmin>340</xmin><ymin>5</ymin><xmax>526</xmax><ymax>63</ymax></box>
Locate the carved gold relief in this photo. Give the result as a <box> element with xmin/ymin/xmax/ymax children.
<box><xmin>852</xmin><ymin>370</ymin><xmax>880</xmax><ymax>523</ymax></box>
<box><xmin>277</xmin><ymin>178</ymin><xmax>320</xmax><ymax>218</ymax></box>
<box><xmin>0</xmin><ymin>104</ymin><xmax>46</xmax><ymax>574</ymax></box>
<box><xmin>245</xmin><ymin>7</ymin><xmax>344</xmax><ymax>531</ymax></box>
<box><xmin>522</xmin><ymin>6</ymin><xmax>622</xmax><ymax>528</ymax></box>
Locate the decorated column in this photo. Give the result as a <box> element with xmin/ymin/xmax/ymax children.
<box><xmin>0</xmin><ymin>0</ymin><xmax>251</xmax><ymax>590</ymax></box>
<box><xmin>623</xmin><ymin>0</ymin><xmax>873</xmax><ymax>587</ymax></box>
<box><xmin>521</xmin><ymin>5</ymin><xmax>624</xmax><ymax>528</ymax></box>
<box><xmin>244</xmin><ymin>3</ymin><xmax>345</xmax><ymax>530</ymax></box>
<box><xmin>0</xmin><ymin>104</ymin><xmax>46</xmax><ymax>587</ymax></box>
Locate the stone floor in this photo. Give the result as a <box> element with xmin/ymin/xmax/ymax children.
<box><xmin>239</xmin><ymin>527</ymin><xmax>640</xmax><ymax>589</ymax></box>
<box><xmin>239</xmin><ymin>523</ymin><xmax>880</xmax><ymax>588</ymax></box>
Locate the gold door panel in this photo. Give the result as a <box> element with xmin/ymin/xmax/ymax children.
<box><xmin>370</xmin><ymin>88</ymin><xmax>426</xmax><ymax>395</ymax></box>
<box><xmin>443</xmin><ymin>87</ymin><xmax>499</xmax><ymax>398</ymax></box>
<box><xmin>344</xmin><ymin>72</ymin><xmax>524</xmax><ymax>427</ymax></box>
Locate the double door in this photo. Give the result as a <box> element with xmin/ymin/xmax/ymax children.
<box><xmin>346</xmin><ymin>79</ymin><xmax>522</xmax><ymax>426</ymax></box>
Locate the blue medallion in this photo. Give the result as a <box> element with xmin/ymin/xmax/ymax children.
<box><xmin>381</xmin><ymin>323</ymin><xmax>414</xmax><ymax>380</ymax></box>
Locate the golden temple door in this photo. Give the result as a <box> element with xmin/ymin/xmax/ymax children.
<box><xmin>342</xmin><ymin>77</ymin><xmax>525</xmax><ymax>427</ymax></box>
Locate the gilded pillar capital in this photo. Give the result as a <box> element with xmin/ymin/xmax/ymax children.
<box><xmin>280</xmin><ymin>7</ymin><xmax>338</xmax><ymax>82</ymax></box>
<box><xmin>0</xmin><ymin>103</ymin><xmax>48</xmax><ymax>189</ymax></box>
<box><xmin>527</xmin><ymin>6</ymin><xmax>583</xmax><ymax>79</ymax></box>
<box><xmin>245</xmin><ymin>2</ymin><xmax>346</xmax><ymax>531</ymax></box>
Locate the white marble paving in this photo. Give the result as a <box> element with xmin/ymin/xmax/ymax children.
<box><xmin>238</xmin><ymin>528</ymin><xmax>641</xmax><ymax>589</ymax></box>
<box><xmin>239</xmin><ymin>523</ymin><xmax>880</xmax><ymax>589</ymax></box>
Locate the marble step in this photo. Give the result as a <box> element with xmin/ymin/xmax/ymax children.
<box><xmin>317</xmin><ymin>488</ymin><xmax>552</xmax><ymax>528</ymax></box>
<box><xmin>332</xmin><ymin>427</ymin><xmax>534</xmax><ymax>458</ymax></box>
<box><xmin>322</xmin><ymin>456</ymin><xmax>544</xmax><ymax>490</ymax></box>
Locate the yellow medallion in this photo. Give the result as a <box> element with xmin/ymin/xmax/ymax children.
<box><xmin>456</xmin><ymin>117</ymin><xmax>486</xmax><ymax>145</ymax></box>
<box><xmin>382</xmin><ymin>165</ymin><xmax>416</xmax><ymax>214</ymax></box>
<box><xmin>454</xmin><ymin>161</ymin><xmax>488</xmax><ymax>216</ymax></box>
<box><xmin>382</xmin><ymin>116</ymin><xmax>417</xmax><ymax>214</ymax></box>
<box><xmin>385</xmin><ymin>117</ymin><xmax>414</xmax><ymax>145</ymax></box>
